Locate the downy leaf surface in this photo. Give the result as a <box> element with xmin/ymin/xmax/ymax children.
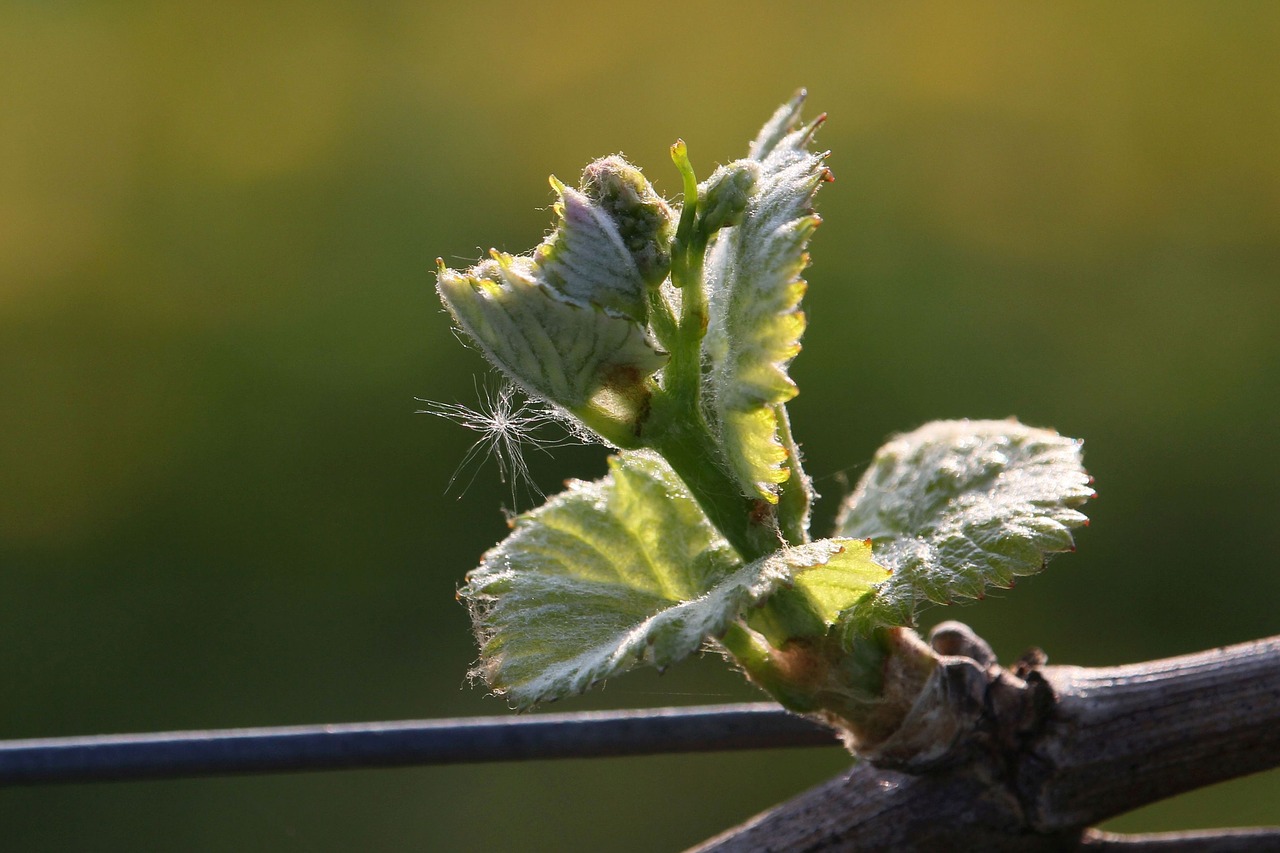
<box><xmin>704</xmin><ymin>92</ymin><xmax>829</xmax><ymax>502</ymax></box>
<box><xmin>462</xmin><ymin>451</ymin><xmax>750</xmax><ymax>708</ymax></box>
<box><xmin>436</xmin><ymin>252</ymin><xmax>666</xmax><ymax>428</ymax></box>
<box><xmin>835</xmin><ymin>419</ymin><xmax>1095</xmax><ymax>632</ymax></box>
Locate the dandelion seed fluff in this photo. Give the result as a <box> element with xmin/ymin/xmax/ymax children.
<box><xmin>418</xmin><ymin>379</ymin><xmax>584</xmax><ymax>511</ymax></box>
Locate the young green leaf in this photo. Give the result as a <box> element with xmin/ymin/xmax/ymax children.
<box><xmin>462</xmin><ymin>451</ymin><xmax>774</xmax><ymax>709</ymax></box>
<box><xmin>745</xmin><ymin>538</ymin><xmax>887</xmax><ymax>647</ymax></box>
<box><xmin>703</xmin><ymin>92</ymin><xmax>830</xmax><ymax>503</ymax></box>
<box><xmin>835</xmin><ymin>419</ymin><xmax>1095</xmax><ymax>632</ymax></box>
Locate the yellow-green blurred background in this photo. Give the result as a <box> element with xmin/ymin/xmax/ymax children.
<box><xmin>2</xmin><ymin>1</ymin><xmax>1277</xmax><ymax>849</ymax></box>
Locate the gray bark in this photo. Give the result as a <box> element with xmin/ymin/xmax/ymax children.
<box><xmin>693</xmin><ymin>630</ymin><xmax>1280</xmax><ymax>852</ymax></box>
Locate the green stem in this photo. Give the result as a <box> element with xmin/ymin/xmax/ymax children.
<box><xmin>719</xmin><ymin>622</ymin><xmax>821</xmax><ymax>713</ymax></box>
<box><xmin>720</xmin><ymin>621</ymin><xmax>932</xmax><ymax>750</ymax></box>
<box><xmin>643</xmin><ymin>393</ymin><xmax>780</xmax><ymax>561</ymax></box>
<box><xmin>637</xmin><ymin>141</ymin><xmax>783</xmax><ymax>561</ymax></box>
<box><xmin>645</xmin><ymin>287</ymin><xmax>679</xmax><ymax>353</ymax></box>
<box><xmin>666</xmin><ymin>141</ymin><xmax>708</xmax><ymax>404</ymax></box>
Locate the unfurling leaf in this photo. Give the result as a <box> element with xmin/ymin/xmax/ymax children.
<box><xmin>704</xmin><ymin>91</ymin><xmax>830</xmax><ymax>502</ymax></box>
<box><xmin>835</xmin><ymin>419</ymin><xmax>1095</xmax><ymax>633</ymax></box>
<box><xmin>436</xmin><ymin>252</ymin><xmax>666</xmax><ymax>442</ymax></box>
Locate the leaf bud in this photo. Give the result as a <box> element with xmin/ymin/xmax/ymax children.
<box><xmin>579</xmin><ymin>156</ymin><xmax>676</xmax><ymax>286</ymax></box>
<box><xmin>698</xmin><ymin>159</ymin><xmax>761</xmax><ymax>235</ymax></box>
<box><xmin>534</xmin><ymin>157</ymin><xmax>675</xmax><ymax>321</ymax></box>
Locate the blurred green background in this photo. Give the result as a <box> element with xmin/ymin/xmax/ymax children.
<box><xmin>2</xmin><ymin>1</ymin><xmax>1277</xmax><ymax>849</ymax></box>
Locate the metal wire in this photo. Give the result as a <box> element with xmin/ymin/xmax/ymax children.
<box><xmin>0</xmin><ymin>702</ymin><xmax>838</xmax><ymax>786</ymax></box>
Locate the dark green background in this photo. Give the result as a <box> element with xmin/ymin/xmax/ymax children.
<box><xmin>2</xmin><ymin>2</ymin><xmax>1277</xmax><ymax>849</ymax></box>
